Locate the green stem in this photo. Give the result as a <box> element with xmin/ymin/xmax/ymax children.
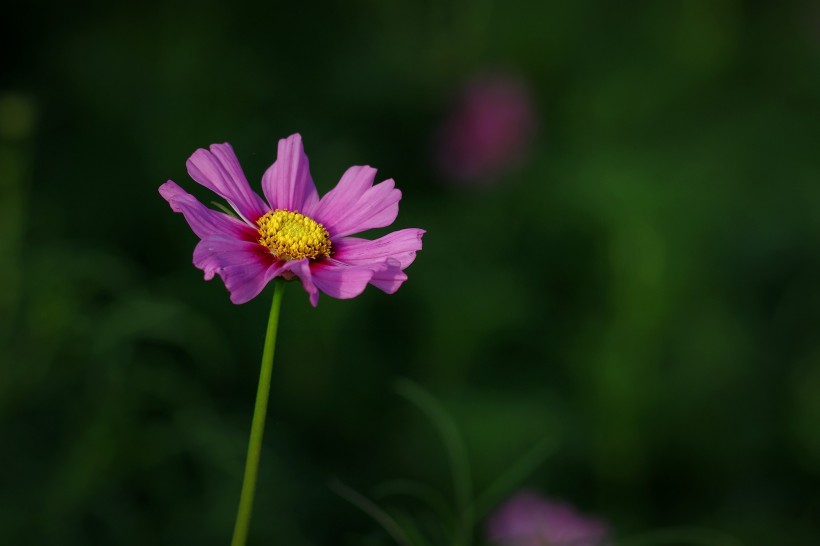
<box><xmin>230</xmin><ymin>280</ymin><xmax>285</xmax><ymax>546</ymax></box>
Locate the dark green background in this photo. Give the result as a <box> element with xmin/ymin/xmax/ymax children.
<box><xmin>2</xmin><ymin>1</ymin><xmax>819</xmax><ymax>544</ymax></box>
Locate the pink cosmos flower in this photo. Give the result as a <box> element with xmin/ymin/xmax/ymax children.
<box><xmin>160</xmin><ymin>134</ymin><xmax>424</xmax><ymax>306</ymax></box>
<box><xmin>486</xmin><ymin>490</ymin><xmax>610</xmax><ymax>546</ymax></box>
<box><xmin>436</xmin><ymin>72</ymin><xmax>537</xmax><ymax>185</ymax></box>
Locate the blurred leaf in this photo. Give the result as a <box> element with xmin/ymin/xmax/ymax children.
<box><xmin>395</xmin><ymin>378</ymin><xmax>473</xmax><ymax>546</ymax></box>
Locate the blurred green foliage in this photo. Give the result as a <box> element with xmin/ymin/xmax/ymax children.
<box><xmin>2</xmin><ymin>0</ymin><xmax>820</xmax><ymax>544</ymax></box>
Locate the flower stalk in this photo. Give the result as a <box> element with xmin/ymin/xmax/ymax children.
<box><xmin>231</xmin><ymin>279</ymin><xmax>285</xmax><ymax>546</ymax></box>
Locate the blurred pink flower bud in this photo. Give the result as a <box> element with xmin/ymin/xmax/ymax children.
<box><xmin>486</xmin><ymin>490</ymin><xmax>610</xmax><ymax>546</ymax></box>
<box><xmin>436</xmin><ymin>72</ymin><xmax>537</xmax><ymax>186</ymax></box>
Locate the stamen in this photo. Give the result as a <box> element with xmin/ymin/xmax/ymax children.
<box><xmin>257</xmin><ymin>209</ymin><xmax>331</xmax><ymax>261</ymax></box>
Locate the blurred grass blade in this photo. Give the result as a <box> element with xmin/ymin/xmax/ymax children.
<box><xmin>391</xmin><ymin>511</ymin><xmax>438</xmax><ymax>546</ymax></box>
<box><xmin>329</xmin><ymin>479</ymin><xmax>415</xmax><ymax>546</ymax></box>
<box><xmin>472</xmin><ymin>436</ymin><xmax>558</xmax><ymax>519</ymax></box>
<box><xmin>372</xmin><ymin>479</ymin><xmax>455</xmax><ymax>528</ymax></box>
<box><xmin>394</xmin><ymin>378</ymin><xmax>473</xmax><ymax>546</ymax></box>
<box><xmin>616</xmin><ymin>527</ymin><xmax>744</xmax><ymax>546</ymax></box>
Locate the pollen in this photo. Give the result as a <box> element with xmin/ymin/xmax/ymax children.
<box><xmin>257</xmin><ymin>209</ymin><xmax>332</xmax><ymax>261</ymax></box>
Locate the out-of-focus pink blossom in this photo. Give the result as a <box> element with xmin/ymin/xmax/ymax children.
<box><xmin>486</xmin><ymin>490</ymin><xmax>610</xmax><ymax>546</ymax></box>
<box><xmin>436</xmin><ymin>73</ymin><xmax>537</xmax><ymax>185</ymax></box>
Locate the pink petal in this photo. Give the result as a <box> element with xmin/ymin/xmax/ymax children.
<box><xmin>186</xmin><ymin>143</ymin><xmax>269</xmax><ymax>223</ymax></box>
<box><xmin>261</xmin><ymin>134</ymin><xmax>320</xmax><ymax>214</ymax></box>
<box><xmin>312</xmin><ymin>165</ymin><xmax>402</xmax><ymax>238</ymax></box>
<box><xmin>279</xmin><ymin>259</ymin><xmax>320</xmax><ymax>307</ymax></box>
<box><xmin>333</xmin><ymin>229</ymin><xmax>425</xmax><ymax>269</ymax></box>
<box><xmin>310</xmin><ymin>263</ymin><xmax>376</xmax><ymax>301</ymax></box>
<box><xmin>159</xmin><ymin>181</ymin><xmax>257</xmax><ymax>240</ymax></box>
<box><xmin>368</xmin><ymin>258</ymin><xmax>408</xmax><ymax>294</ymax></box>
<box><xmin>193</xmin><ymin>236</ymin><xmax>282</xmax><ymax>304</ymax></box>
<box><xmin>309</xmin><ymin>165</ymin><xmax>376</xmax><ymax>223</ymax></box>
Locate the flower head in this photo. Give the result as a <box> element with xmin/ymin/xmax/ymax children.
<box><xmin>487</xmin><ymin>490</ymin><xmax>610</xmax><ymax>546</ymax></box>
<box><xmin>160</xmin><ymin>134</ymin><xmax>424</xmax><ymax>306</ymax></box>
<box><xmin>436</xmin><ymin>72</ymin><xmax>537</xmax><ymax>185</ymax></box>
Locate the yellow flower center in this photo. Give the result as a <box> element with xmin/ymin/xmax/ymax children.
<box><xmin>257</xmin><ymin>209</ymin><xmax>332</xmax><ymax>261</ymax></box>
